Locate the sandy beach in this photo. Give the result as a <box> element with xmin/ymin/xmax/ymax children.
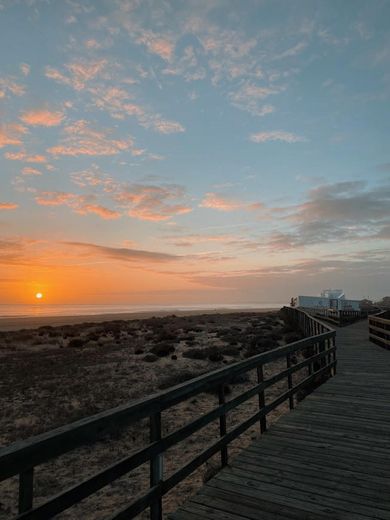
<box><xmin>0</xmin><ymin>309</ymin><xmax>310</xmax><ymax>519</ymax></box>
<box><xmin>0</xmin><ymin>307</ymin><xmax>279</xmax><ymax>331</ymax></box>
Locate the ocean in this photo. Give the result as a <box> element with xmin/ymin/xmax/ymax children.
<box><xmin>0</xmin><ymin>303</ymin><xmax>286</xmax><ymax>318</ymax></box>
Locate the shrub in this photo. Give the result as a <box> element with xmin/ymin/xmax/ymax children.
<box><xmin>68</xmin><ymin>338</ymin><xmax>85</xmax><ymax>348</ymax></box>
<box><xmin>220</xmin><ymin>345</ymin><xmax>241</xmax><ymax>356</ymax></box>
<box><xmin>158</xmin><ymin>369</ymin><xmax>202</xmax><ymax>390</ymax></box>
<box><xmin>143</xmin><ymin>353</ymin><xmax>158</xmax><ymax>363</ymax></box>
<box><xmin>182</xmin><ymin>348</ymin><xmax>208</xmax><ymax>360</ymax></box>
<box><xmin>284</xmin><ymin>331</ymin><xmax>304</xmax><ymax>343</ymax></box>
<box><xmin>150</xmin><ymin>342</ymin><xmax>175</xmax><ymax>357</ymax></box>
<box><xmin>208</xmin><ymin>351</ymin><xmax>223</xmax><ymax>362</ymax></box>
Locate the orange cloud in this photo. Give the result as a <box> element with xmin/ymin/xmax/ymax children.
<box><xmin>76</xmin><ymin>204</ymin><xmax>121</xmax><ymax>220</ymax></box>
<box><xmin>47</xmin><ymin>120</ymin><xmax>134</xmax><ymax>157</ymax></box>
<box><xmin>5</xmin><ymin>151</ymin><xmax>47</xmax><ymax>163</ymax></box>
<box><xmin>45</xmin><ymin>59</ymin><xmax>107</xmax><ymax>91</ymax></box>
<box><xmin>35</xmin><ymin>192</ymin><xmax>76</xmax><ymax>206</ymax></box>
<box><xmin>0</xmin><ymin>202</ymin><xmax>18</xmax><ymax>210</ymax></box>
<box><xmin>199</xmin><ymin>192</ymin><xmax>243</xmax><ymax>211</ymax></box>
<box><xmin>20</xmin><ymin>109</ymin><xmax>64</xmax><ymax>127</ymax></box>
<box><xmin>22</xmin><ymin>167</ymin><xmax>42</xmax><ymax>176</ymax></box>
<box><xmin>0</xmin><ymin>123</ymin><xmax>27</xmax><ymax>148</ymax></box>
<box><xmin>136</xmin><ymin>32</ymin><xmax>174</xmax><ymax>61</ymax></box>
<box><xmin>35</xmin><ymin>191</ymin><xmax>121</xmax><ymax>220</ymax></box>
<box><xmin>0</xmin><ymin>78</ymin><xmax>25</xmax><ymax>98</ymax></box>
<box><xmin>115</xmin><ymin>184</ymin><xmax>192</xmax><ymax>221</ymax></box>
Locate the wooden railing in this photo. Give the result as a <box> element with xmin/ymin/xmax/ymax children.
<box><xmin>0</xmin><ymin>307</ymin><xmax>336</xmax><ymax>520</ymax></box>
<box><xmin>301</xmin><ymin>307</ymin><xmax>366</xmax><ymax>326</ymax></box>
<box><xmin>369</xmin><ymin>310</ymin><xmax>390</xmax><ymax>349</ymax></box>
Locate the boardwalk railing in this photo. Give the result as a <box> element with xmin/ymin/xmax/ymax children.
<box><xmin>368</xmin><ymin>310</ymin><xmax>390</xmax><ymax>349</ymax></box>
<box><xmin>300</xmin><ymin>307</ymin><xmax>365</xmax><ymax>326</ymax></box>
<box><xmin>0</xmin><ymin>307</ymin><xmax>336</xmax><ymax>520</ymax></box>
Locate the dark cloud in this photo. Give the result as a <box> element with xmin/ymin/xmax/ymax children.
<box><xmin>270</xmin><ymin>180</ymin><xmax>390</xmax><ymax>249</ymax></box>
<box><xmin>64</xmin><ymin>241</ymin><xmax>180</xmax><ymax>263</ymax></box>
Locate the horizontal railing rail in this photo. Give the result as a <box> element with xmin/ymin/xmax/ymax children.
<box><xmin>0</xmin><ymin>307</ymin><xmax>336</xmax><ymax>520</ymax></box>
<box><xmin>368</xmin><ymin>310</ymin><xmax>390</xmax><ymax>349</ymax></box>
<box><xmin>299</xmin><ymin>307</ymin><xmax>366</xmax><ymax>326</ymax></box>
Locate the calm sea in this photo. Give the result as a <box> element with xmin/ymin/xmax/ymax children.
<box><xmin>0</xmin><ymin>303</ymin><xmax>285</xmax><ymax>318</ymax></box>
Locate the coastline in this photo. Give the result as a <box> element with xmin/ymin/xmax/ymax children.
<box><xmin>0</xmin><ymin>307</ymin><xmax>281</xmax><ymax>331</ymax></box>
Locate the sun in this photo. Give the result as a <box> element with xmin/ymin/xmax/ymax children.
<box><xmin>35</xmin><ymin>292</ymin><xmax>43</xmax><ymax>300</ymax></box>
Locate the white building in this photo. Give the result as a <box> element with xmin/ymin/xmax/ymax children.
<box><xmin>294</xmin><ymin>289</ymin><xmax>361</xmax><ymax>311</ymax></box>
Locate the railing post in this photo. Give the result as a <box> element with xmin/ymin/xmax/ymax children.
<box><xmin>218</xmin><ymin>384</ymin><xmax>228</xmax><ymax>466</ymax></box>
<box><xmin>332</xmin><ymin>336</ymin><xmax>337</xmax><ymax>376</ymax></box>
<box><xmin>256</xmin><ymin>365</ymin><xmax>267</xmax><ymax>433</ymax></box>
<box><xmin>150</xmin><ymin>412</ymin><xmax>163</xmax><ymax>520</ymax></box>
<box><xmin>286</xmin><ymin>354</ymin><xmax>294</xmax><ymax>409</ymax></box>
<box><xmin>18</xmin><ymin>468</ymin><xmax>34</xmax><ymax>514</ymax></box>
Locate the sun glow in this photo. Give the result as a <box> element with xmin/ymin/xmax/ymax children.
<box><xmin>35</xmin><ymin>292</ymin><xmax>43</xmax><ymax>300</ymax></box>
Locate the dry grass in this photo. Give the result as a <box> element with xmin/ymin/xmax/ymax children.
<box><xmin>0</xmin><ymin>311</ymin><xmax>308</xmax><ymax>519</ymax></box>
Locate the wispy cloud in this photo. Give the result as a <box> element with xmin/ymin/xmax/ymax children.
<box><xmin>35</xmin><ymin>191</ymin><xmax>120</xmax><ymax>220</ymax></box>
<box><xmin>45</xmin><ymin>59</ymin><xmax>107</xmax><ymax>91</ymax></box>
<box><xmin>200</xmin><ymin>192</ymin><xmax>265</xmax><ymax>212</ymax></box>
<box><xmin>47</xmin><ymin>120</ymin><xmax>137</xmax><ymax>157</ymax></box>
<box><xmin>4</xmin><ymin>151</ymin><xmax>47</xmax><ymax>163</ymax></box>
<box><xmin>0</xmin><ymin>123</ymin><xmax>27</xmax><ymax>148</ymax></box>
<box><xmin>0</xmin><ymin>77</ymin><xmax>25</xmax><ymax>98</ymax></box>
<box><xmin>20</xmin><ymin>109</ymin><xmax>65</xmax><ymax>127</ymax></box>
<box><xmin>0</xmin><ymin>202</ymin><xmax>18</xmax><ymax>210</ymax></box>
<box><xmin>250</xmin><ymin>131</ymin><xmax>307</xmax><ymax>143</ymax></box>
<box><xmin>64</xmin><ymin>241</ymin><xmax>179</xmax><ymax>263</ymax></box>
<box><xmin>22</xmin><ymin>166</ymin><xmax>42</xmax><ymax>176</ymax></box>
<box><xmin>115</xmin><ymin>184</ymin><xmax>192</xmax><ymax>221</ymax></box>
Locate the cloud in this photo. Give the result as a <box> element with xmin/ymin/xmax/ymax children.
<box><xmin>0</xmin><ymin>77</ymin><xmax>25</xmax><ymax>98</ymax></box>
<box><xmin>20</xmin><ymin>109</ymin><xmax>64</xmax><ymax>127</ymax></box>
<box><xmin>45</xmin><ymin>59</ymin><xmax>107</xmax><ymax>91</ymax></box>
<box><xmin>268</xmin><ymin>180</ymin><xmax>390</xmax><ymax>250</ymax></box>
<box><xmin>4</xmin><ymin>151</ymin><xmax>47</xmax><ymax>163</ymax></box>
<box><xmin>76</xmin><ymin>204</ymin><xmax>121</xmax><ymax>220</ymax></box>
<box><xmin>0</xmin><ymin>202</ymin><xmax>18</xmax><ymax>210</ymax></box>
<box><xmin>35</xmin><ymin>191</ymin><xmax>76</xmax><ymax>206</ymax></box>
<box><xmin>115</xmin><ymin>184</ymin><xmax>192</xmax><ymax>221</ymax></box>
<box><xmin>35</xmin><ymin>191</ymin><xmax>121</xmax><ymax>220</ymax></box>
<box><xmin>250</xmin><ymin>131</ymin><xmax>307</xmax><ymax>143</ymax></box>
<box><xmin>0</xmin><ymin>123</ymin><xmax>27</xmax><ymax>148</ymax></box>
<box><xmin>47</xmin><ymin>120</ymin><xmax>136</xmax><ymax>157</ymax></box>
<box><xmin>136</xmin><ymin>31</ymin><xmax>175</xmax><ymax>61</ymax></box>
<box><xmin>229</xmin><ymin>84</ymin><xmax>280</xmax><ymax>116</ymax></box>
<box><xmin>199</xmin><ymin>192</ymin><xmax>265</xmax><ymax>212</ymax></box>
<box><xmin>22</xmin><ymin>167</ymin><xmax>42</xmax><ymax>176</ymax></box>
<box><xmin>64</xmin><ymin>241</ymin><xmax>179</xmax><ymax>263</ymax></box>
<box><xmin>89</xmin><ymin>85</ymin><xmax>185</xmax><ymax>134</ymax></box>
<box><xmin>142</xmin><ymin>118</ymin><xmax>185</xmax><ymax>134</ymax></box>
<box><xmin>199</xmin><ymin>193</ymin><xmax>243</xmax><ymax>211</ymax></box>
<box><xmin>20</xmin><ymin>63</ymin><xmax>30</xmax><ymax>76</ymax></box>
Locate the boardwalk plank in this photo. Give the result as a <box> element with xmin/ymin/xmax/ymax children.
<box><xmin>171</xmin><ymin>319</ymin><xmax>390</xmax><ymax>519</ymax></box>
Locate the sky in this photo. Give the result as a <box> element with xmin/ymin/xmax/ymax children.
<box><xmin>0</xmin><ymin>0</ymin><xmax>389</xmax><ymax>305</ymax></box>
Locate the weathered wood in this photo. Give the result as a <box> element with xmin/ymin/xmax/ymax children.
<box><xmin>18</xmin><ymin>469</ymin><xmax>33</xmax><ymax>514</ymax></box>
<box><xmin>2</xmin><ymin>307</ymin><xmax>339</xmax><ymax>520</ymax></box>
<box><xmin>172</xmin><ymin>319</ymin><xmax>390</xmax><ymax>520</ymax></box>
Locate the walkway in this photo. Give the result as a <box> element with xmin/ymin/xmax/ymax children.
<box><xmin>171</xmin><ymin>320</ymin><xmax>390</xmax><ymax>520</ymax></box>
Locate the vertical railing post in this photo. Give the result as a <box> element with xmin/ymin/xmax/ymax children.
<box><xmin>286</xmin><ymin>354</ymin><xmax>294</xmax><ymax>409</ymax></box>
<box><xmin>257</xmin><ymin>365</ymin><xmax>267</xmax><ymax>433</ymax></box>
<box><xmin>18</xmin><ymin>468</ymin><xmax>34</xmax><ymax>514</ymax></box>
<box><xmin>218</xmin><ymin>384</ymin><xmax>228</xmax><ymax>467</ymax></box>
<box><xmin>150</xmin><ymin>412</ymin><xmax>163</xmax><ymax>520</ymax></box>
<box><xmin>332</xmin><ymin>335</ymin><xmax>337</xmax><ymax>376</ymax></box>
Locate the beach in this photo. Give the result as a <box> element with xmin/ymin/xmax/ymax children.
<box><xmin>0</xmin><ymin>309</ymin><xmax>308</xmax><ymax>519</ymax></box>
<box><xmin>0</xmin><ymin>307</ymin><xmax>280</xmax><ymax>331</ymax></box>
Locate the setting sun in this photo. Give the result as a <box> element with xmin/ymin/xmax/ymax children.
<box><xmin>35</xmin><ymin>292</ymin><xmax>43</xmax><ymax>300</ymax></box>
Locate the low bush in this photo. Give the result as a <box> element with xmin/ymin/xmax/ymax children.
<box><xmin>68</xmin><ymin>338</ymin><xmax>85</xmax><ymax>348</ymax></box>
<box><xmin>150</xmin><ymin>342</ymin><xmax>175</xmax><ymax>357</ymax></box>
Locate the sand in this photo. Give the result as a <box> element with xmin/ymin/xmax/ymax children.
<box><xmin>0</xmin><ymin>308</ymin><xmax>279</xmax><ymax>332</ymax></box>
<box><xmin>0</xmin><ymin>310</ymin><xmax>308</xmax><ymax>519</ymax></box>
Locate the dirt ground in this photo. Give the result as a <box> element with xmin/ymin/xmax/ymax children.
<box><xmin>0</xmin><ymin>310</ymin><xmax>307</xmax><ymax>519</ymax></box>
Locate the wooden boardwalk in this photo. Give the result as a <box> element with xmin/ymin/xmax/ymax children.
<box><xmin>171</xmin><ymin>319</ymin><xmax>390</xmax><ymax>520</ymax></box>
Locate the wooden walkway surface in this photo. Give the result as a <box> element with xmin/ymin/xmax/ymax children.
<box><xmin>171</xmin><ymin>320</ymin><xmax>390</xmax><ymax>520</ymax></box>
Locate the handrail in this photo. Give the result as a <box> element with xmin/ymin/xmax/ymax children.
<box><xmin>299</xmin><ymin>307</ymin><xmax>366</xmax><ymax>326</ymax></box>
<box><xmin>368</xmin><ymin>310</ymin><xmax>390</xmax><ymax>349</ymax></box>
<box><xmin>0</xmin><ymin>307</ymin><xmax>336</xmax><ymax>520</ymax></box>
